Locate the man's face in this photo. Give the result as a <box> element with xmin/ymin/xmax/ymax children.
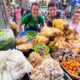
<box><xmin>48</xmin><ymin>6</ymin><xmax>57</xmax><ymax>17</ymax></box>
<box><xmin>31</xmin><ymin>5</ymin><xmax>39</xmax><ymax>18</ymax></box>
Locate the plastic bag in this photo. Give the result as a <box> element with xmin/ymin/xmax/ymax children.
<box><xmin>0</xmin><ymin>49</ymin><xmax>33</xmax><ymax>80</ymax></box>
<box><xmin>0</xmin><ymin>28</ymin><xmax>15</xmax><ymax>50</ymax></box>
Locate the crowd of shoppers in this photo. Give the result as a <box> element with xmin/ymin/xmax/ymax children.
<box><xmin>7</xmin><ymin>1</ymin><xmax>80</xmax><ymax>38</ymax></box>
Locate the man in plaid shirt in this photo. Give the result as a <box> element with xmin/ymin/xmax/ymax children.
<box><xmin>45</xmin><ymin>2</ymin><xmax>61</xmax><ymax>27</ymax></box>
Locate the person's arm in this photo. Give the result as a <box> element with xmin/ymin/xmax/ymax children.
<box><xmin>45</xmin><ymin>15</ymin><xmax>49</xmax><ymax>25</ymax></box>
<box><xmin>18</xmin><ymin>22</ymin><xmax>23</xmax><ymax>32</ymax></box>
<box><xmin>18</xmin><ymin>14</ymin><xmax>28</xmax><ymax>32</ymax></box>
<box><xmin>45</xmin><ymin>15</ymin><xmax>52</xmax><ymax>27</ymax></box>
<box><xmin>40</xmin><ymin>16</ymin><xmax>45</xmax><ymax>27</ymax></box>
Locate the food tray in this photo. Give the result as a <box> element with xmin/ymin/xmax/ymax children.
<box><xmin>61</xmin><ymin>64</ymin><xmax>80</xmax><ymax>80</ymax></box>
<box><xmin>61</xmin><ymin>72</ymin><xmax>72</xmax><ymax>80</ymax></box>
<box><xmin>50</xmin><ymin>54</ymin><xmax>73</xmax><ymax>80</ymax></box>
<box><xmin>19</xmin><ymin>30</ymin><xmax>39</xmax><ymax>41</ymax></box>
<box><xmin>50</xmin><ymin>51</ymin><xmax>80</xmax><ymax>80</ymax></box>
<box><xmin>51</xmin><ymin>57</ymin><xmax>79</xmax><ymax>80</ymax></box>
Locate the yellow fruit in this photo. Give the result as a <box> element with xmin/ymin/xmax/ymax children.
<box><xmin>9</xmin><ymin>22</ymin><xmax>17</xmax><ymax>29</ymax></box>
<box><xmin>53</xmin><ymin>19</ymin><xmax>69</xmax><ymax>30</ymax></box>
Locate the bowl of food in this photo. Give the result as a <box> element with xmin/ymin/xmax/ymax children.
<box><xmin>34</xmin><ymin>43</ymin><xmax>50</xmax><ymax>56</ymax></box>
<box><xmin>19</xmin><ymin>30</ymin><xmax>39</xmax><ymax>42</ymax></box>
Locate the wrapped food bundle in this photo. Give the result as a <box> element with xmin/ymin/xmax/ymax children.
<box><xmin>16</xmin><ymin>43</ymin><xmax>33</xmax><ymax>52</ymax></box>
<box><xmin>0</xmin><ymin>49</ymin><xmax>33</xmax><ymax>80</ymax></box>
<box><xmin>31</xmin><ymin>58</ymin><xmax>64</xmax><ymax>80</ymax></box>
<box><xmin>53</xmin><ymin>19</ymin><xmax>69</xmax><ymax>30</ymax></box>
<box><xmin>34</xmin><ymin>24</ymin><xmax>79</xmax><ymax>51</ymax></box>
<box><xmin>67</xmin><ymin>40</ymin><xmax>80</xmax><ymax>53</ymax></box>
<box><xmin>0</xmin><ymin>29</ymin><xmax>15</xmax><ymax>50</ymax></box>
<box><xmin>66</xmin><ymin>32</ymin><xmax>78</xmax><ymax>41</ymax></box>
<box><xmin>16</xmin><ymin>38</ymin><xmax>27</xmax><ymax>45</ymax></box>
<box><xmin>41</xmin><ymin>27</ymin><xmax>54</xmax><ymax>37</ymax></box>
<box><xmin>49</xmin><ymin>40</ymin><xmax>68</xmax><ymax>51</ymax></box>
<box><xmin>53</xmin><ymin>19</ymin><xmax>65</xmax><ymax>30</ymax></box>
<box><xmin>35</xmin><ymin>35</ymin><xmax>49</xmax><ymax>44</ymax></box>
<box><xmin>28</xmin><ymin>52</ymin><xmax>43</xmax><ymax>68</ymax></box>
<box><xmin>49</xmin><ymin>41</ymin><xmax>58</xmax><ymax>51</ymax></box>
<box><xmin>53</xmin><ymin>28</ymin><xmax>62</xmax><ymax>33</ymax></box>
<box><xmin>51</xmin><ymin>48</ymin><xmax>78</xmax><ymax>62</ymax></box>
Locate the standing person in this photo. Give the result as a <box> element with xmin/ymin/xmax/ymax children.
<box><xmin>45</xmin><ymin>2</ymin><xmax>61</xmax><ymax>27</ymax></box>
<box><xmin>69</xmin><ymin>10</ymin><xmax>80</xmax><ymax>39</ymax></box>
<box><xmin>7</xmin><ymin>5</ymin><xmax>15</xmax><ymax>21</ymax></box>
<box><xmin>15</xmin><ymin>5</ymin><xmax>22</xmax><ymax>25</ymax></box>
<box><xmin>22</xmin><ymin>3</ymin><xmax>31</xmax><ymax>16</ymax></box>
<box><xmin>64</xmin><ymin>2</ymin><xmax>71</xmax><ymax>19</ymax></box>
<box><xmin>51</xmin><ymin>0</ymin><xmax>60</xmax><ymax>4</ymax></box>
<box><xmin>18</xmin><ymin>2</ymin><xmax>44</xmax><ymax>32</ymax></box>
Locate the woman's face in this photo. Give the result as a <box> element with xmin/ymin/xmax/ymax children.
<box><xmin>72</xmin><ymin>13</ymin><xmax>80</xmax><ymax>23</ymax></box>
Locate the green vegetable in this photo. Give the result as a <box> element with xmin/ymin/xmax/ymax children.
<box><xmin>0</xmin><ymin>37</ymin><xmax>15</xmax><ymax>50</ymax></box>
<box><xmin>34</xmin><ymin>44</ymin><xmax>50</xmax><ymax>56</ymax></box>
<box><xmin>25</xmin><ymin>31</ymin><xmax>38</xmax><ymax>41</ymax></box>
<box><xmin>0</xmin><ymin>30</ymin><xmax>7</xmax><ymax>38</ymax></box>
<box><xmin>0</xmin><ymin>29</ymin><xmax>15</xmax><ymax>50</ymax></box>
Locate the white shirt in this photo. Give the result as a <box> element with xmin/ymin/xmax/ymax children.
<box><xmin>69</xmin><ymin>21</ymin><xmax>80</xmax><ymax>39</ymax></box>
<box><xmin>69</xmin><ymin>21</ymin><xmax>80</xmax><ymax>33</ymax></box>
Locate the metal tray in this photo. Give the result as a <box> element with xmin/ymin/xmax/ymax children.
<box><xmin>50</xmin><ymin>56</ymin><xmax>73</xmax><ymax>80</ymax></box>
<box><xmin>62</xmin><ymin>72</ymin><xmax>72</xmax><ymax>80</ymax></box>
<box><xmin>61</xmin><ymin>64</ymin><xmax>80</xmax><ymax>80</ymax></box>
<box><xmin>51</xmin><ymin>52</ymin><xmax>80</xmax><ymax>80</ymax></box>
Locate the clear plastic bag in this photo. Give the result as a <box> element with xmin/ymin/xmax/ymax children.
<box><xmin>0</xmin><ymin>28</ymin><xmax>15</xmax><ymax>50</ymax></box>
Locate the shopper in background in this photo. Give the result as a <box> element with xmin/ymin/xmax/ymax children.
<box><xmin>69</xmin><ymin>10</ymin><xmax>80</xmax><ymax>39</ymax></box>
<box><xmin>64</xmin><ymin>2</ymin><xmax>71</xmax><ymax>19</ymax></box>
<box><xmin>18</xmin><ymin>2</ymin><xmax>44</xmax><ymax>32</ymax></box>
<box><xmin>15</xmin><ymin>5</ymin><xmax>22</xmax><ymax>25</ymax></box>
<box><xmin>45</xmin><ymin>2</ymin><xmax>61</xmax><ymax>27</ymax></box>
<box><xmin>69</xmin><ymin>10</ymin><xmax>80</xmax><ymax>32</ymax></box>
<box><xmin>7</xmin><ymin>5</ymin><xmax>15</xmax><ymax>21</ymax></box>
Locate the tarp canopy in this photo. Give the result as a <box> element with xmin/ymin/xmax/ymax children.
<box><xmin>70</xmin><ymin>0</ymin><xmax>80</xmax><ymax>4</ymax></box>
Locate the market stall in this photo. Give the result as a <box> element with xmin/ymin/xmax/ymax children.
<box><xmin>0</xmin><ymin>3</ymin><xmax>80</xmax><ymax>78</ymax></box>
<box><xmin>1</xmin><ymin>21</ymin><xmax>80</xmax><ymax>80</ymax></box>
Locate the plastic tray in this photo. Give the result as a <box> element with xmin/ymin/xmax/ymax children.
<box><xmin>34</xmin><ymin>43</ymin><xmax>50</xmax><ymax>55</ymax></box>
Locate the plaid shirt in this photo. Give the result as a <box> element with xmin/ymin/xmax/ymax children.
<box><xmin>45</xmin><ymin>12</ymin><xmax>61</xmax><ymax>27</ymax></box>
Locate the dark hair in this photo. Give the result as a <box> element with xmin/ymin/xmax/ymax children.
<box><xmin>71</xmin><ymin>10</ymin><xmax>80</xmax><ymax>16</ymax></box>
<box><xmin>31</xmin><ymin>2</ymin><xmax>40</xmax><ymax>8</ymax></box>
<box><xmin>48</xmin><ymin>2</ymin><xmax>58</xmax><ymax>8</ymax></box>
